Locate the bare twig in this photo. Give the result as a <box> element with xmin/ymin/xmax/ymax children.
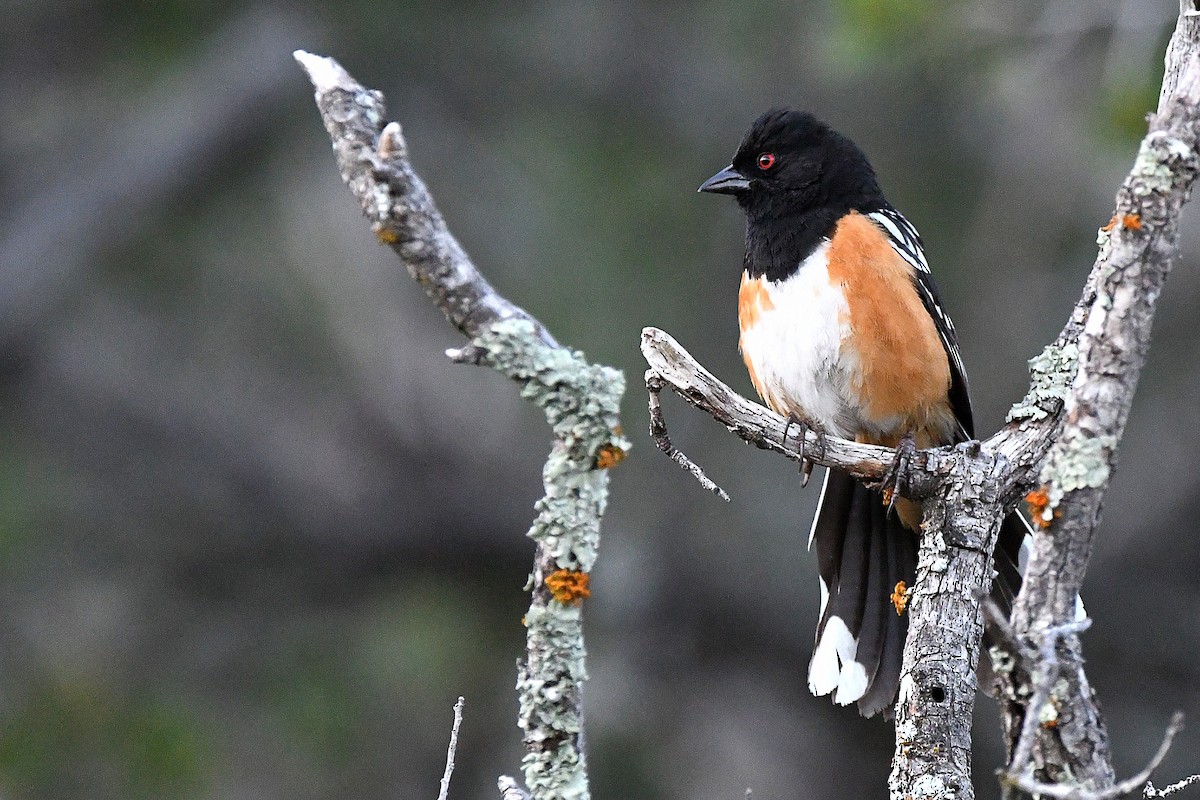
<box><xmin>1145</xmin><ymin>773</ymin><xmax>1200</xmax><ymax>798</ymax></box>
<box><xmin>980</xmin><ymin>597</ymin><xmax>1021</xmax><ymax>653</ymax></box>
<box><xmin>1006</xmin><ymin>620</ymin><xmax>1093</xmax><ymax>784</ymax></box>
<box><xmin>646</xmin><ymin>372</ymin><xmax>730</xmax><ymax>501</ymax></box>
<box><xmin>437</xmin><ymin>697</ymin><xmax>465</xmax><ymax>800</ymax></box>
<box><xmin>498</xmin><ymin>777</ymin><xmax>532</xmax><ymax>800</ymax></box>
<box><xmin>1011</xmin><ymin>713</ymin><xmax>1185</xmax><ymax>800</ymax></box>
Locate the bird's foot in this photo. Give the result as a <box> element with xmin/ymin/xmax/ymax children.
<box><xmin>880</xmin><ymin>431</ymin><xmax>917</xmax><ymax>516</ymax></box>
<box><xmin>783</xmin><ymin>412</ymin><xmax>825</xmax><ymax>488</ymax></box>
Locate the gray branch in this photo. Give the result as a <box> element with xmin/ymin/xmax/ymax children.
<box><xmin>1011</xmin><ymin>713</ymin><xmax>1184</xmax><ymax>800</ymax></box>
<box><xmin>640</xmin><ymin>10</ymin><xmax>1200</xmax><ymax>799</ymax></box>
<box><xmin>437</xmin><ymin>697</ymin><xmax>465</xmax><ymax>800</ymax></box>
<box><xmin>996</xmin><ymin>19</ymin><xmax>1200</xmax><ymax>793</ymax></box>
<box><xmin>296</xmin><ymin>51</ymin><xmax>630</xmax><ymax>800</ymax></box>
<box><xmin>1003</xmin><ymin>620</ymin><xmax>1093</xmax><ymax>796</ymax></box>
<box><xmin>1146</xmin><ymin>772</ymin><xmax>1200</xmax><ymax>798</ymax></box>
<box><xmin>292</xmin><ymin>54</ymin><xmax>554</xmax><ymax>347</ymax></box>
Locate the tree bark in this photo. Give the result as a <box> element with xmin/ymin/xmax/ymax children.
<box><xmin>296</xmin><ymin>51</ymin><xmax>630</xmax><ymax>800</ymax></box>
<box><xmin>996</xmin><ymin>25</ymin><xmax>1200</xmax><ymax>795</ymax></box>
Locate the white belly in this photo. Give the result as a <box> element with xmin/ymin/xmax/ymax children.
<box><xmin>739</xmin><ymin>243</ymin><xmax>859</xmax><ymax>437</ymax></box>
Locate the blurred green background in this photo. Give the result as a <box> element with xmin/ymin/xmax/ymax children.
<box><xmin>1</xmin><ymin>1</ymin><xmax>1197</xmax><ymax>798</ymax></box>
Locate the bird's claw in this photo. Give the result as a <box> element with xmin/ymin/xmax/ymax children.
<box><xmin>783</xmin><ymin>412</ymin><xmax>825</xmax><ymax>488</ymax></box>
<box><xmin>882</xmin><ymin>431</ymin><xmax>917</xmax><ymax>517</ymax></box>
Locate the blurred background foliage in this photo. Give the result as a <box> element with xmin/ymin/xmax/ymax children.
<box><xmin>1</xmin><ymin>0</ymin><xmax>1197</xmax><ymax>798</ymax></box>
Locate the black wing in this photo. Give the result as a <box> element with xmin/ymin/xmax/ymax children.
<box><xmin>867</xmin><ymin>208</ymin><xmax>973</xmax><ymax>439</ymax></box>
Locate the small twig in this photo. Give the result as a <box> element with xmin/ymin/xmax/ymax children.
<box><xmin>646</xmin><ymin>371</ymin><xmax>731</xmax><ymax>501</ymax></box>
<box><xmin>1012</xmin><ymin>713</ymin><xmax>1184</xmax><ymax>800</ymax></box>
<box><xmin>1006</xmin><ymin>619</ymin><xmax>1093</xmax><ymax>782</ymax></box>
<box><xmin>498</xmin><ymin>776</ymin><xmax>532</xmax><ymax>800</ymax></box>
<box><xmin>980</xmin><ymin>596</ymin><xmax>1021</xmax><ymax>654</ymax></box>
<box><xmin>1146</xmin><ymin>772</ymin><xmax>1200</xmax><ymax>798</ymax></box>
<box><xmin>436</xmin><ymin>696</ymin><xmax>465</xmax><ymax>800</ymax></box>
<box><xmin>445</xmin><ymin>344</ymin><xmax>488</xmax><ymax>365</ymax></box>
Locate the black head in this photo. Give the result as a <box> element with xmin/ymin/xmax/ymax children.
<box><xmin>700</xmin><ymin>108</ymin><xmax>885</xmax><ymax>217</ymax></box>
<box><xmin>699</xmin><ymin>109</ymin><xmax>888</xmax><ymax>279</ymax></box>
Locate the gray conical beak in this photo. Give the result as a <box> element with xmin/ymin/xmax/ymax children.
<box><xmin>698</xmin><ymin>165</ymin><xmax>750</xmax><ymax>194</ymax></box>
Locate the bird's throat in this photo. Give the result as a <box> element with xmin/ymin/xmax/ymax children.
<box><xmin>744</xmin><ymin>204</ymin><xmax>842</xmax><ymax>283</ymax></box>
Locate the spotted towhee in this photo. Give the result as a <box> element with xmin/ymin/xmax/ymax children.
<box><xmin>700</xmin><ymin>108</ymin><xmax>1027</xmax><ymax>717</ymax></box>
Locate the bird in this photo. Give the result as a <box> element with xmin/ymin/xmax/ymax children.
<box><xmin>698</xmin><ymin>108</ymin><xmax>1028</xmax><ymax>717</ymax></box>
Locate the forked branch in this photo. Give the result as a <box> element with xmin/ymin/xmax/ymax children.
<box><xmin>640</xmin><ymin>19</ymin><xmax>1200</xmax><ymax>800</ymax></box>
<box><xmin>296</xmin><ymin>51</ymin><xmax>629</xmax><ymax>800</ymax></box>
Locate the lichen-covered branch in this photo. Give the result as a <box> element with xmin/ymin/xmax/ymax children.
<box><xmin>296</xmin><ymin>51</ymin><xmax>629</xmax><ymax>800</ymax></box>
<box><xmin>995</xmin><ymin>35</ymin><xmax>1200</xmax><ymax>791</ymax></box>
<box><xmin>1010</xmin><ymin>713</ymin><xmax>1184</xmax><ymax>800</ymax></box>
<box><xmin>476</xmin><ymin>321</ymin><xmax>628</xmax><ymax>800</ymax></box>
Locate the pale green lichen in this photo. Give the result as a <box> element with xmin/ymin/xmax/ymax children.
<box><xmin>1132</xmin><ymin>132</ymin><xmax>1194</xmax><ymax>183</ymax></box>
<box><xmin>988</xmin><ymin>645</ymin><xmax>1015</xmax><ymax>677</ymax></box>
<box><xmin>471</xmin><ymin>319</ymin><xmax>629</xmax><ymax>573</ymax></box>
<box><xmin>517</xmin><ymin>603</ymin><xmax>590</xmax><ymax>799</ymax></box>
<box><xmin>469</xmin><ymin>318</ymin><xmax>628</xmax><ymax>800</ymax></box>
<box><xmin>517</xmin><ymin>605</ymin><xmax>589</xmax><ymax>731</ymax></box>
<box><xmin>1040</xmin><ymin>429</ymin><xmax>1116</xmax><ymax>507</ymax></box>
<box><xmin>1006</xmin><ymin>343</ymin><xmax>1079</xmax><ymax>423</ymax></box>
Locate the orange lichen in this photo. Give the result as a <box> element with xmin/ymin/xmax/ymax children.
<box><xmin>374</xmin><ymin>225</ymin><xmax>400</xmax><ymax>244</ymax></box>
<box><xmin>1025</xmin><ymin>486</ymin><xmax>1056</xmax><ymax>530</ymax></box>
<box><xmin>594</xmin><ymin>444</ymin><xmax>626</xmax><ymax>470</ymax></box>
<box><xmin>891</xmin><ymin>581</ymin><xmax>910</xmax><ymax>616</ymax></box>
<box><xmin>1102</xmin><ymin>214</ymin><xmax>1142</xmax><ymax>233</ymax></box>
<box><xmin>545</xmin><ymin>569</ymin><xmax>590</xmax><ymax>605</ymax></box>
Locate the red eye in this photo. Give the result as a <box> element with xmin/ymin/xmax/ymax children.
<box><xmin>757</xmin><ymin>152</ymin><xmax>776</xmax><ymax>170</ymax></box>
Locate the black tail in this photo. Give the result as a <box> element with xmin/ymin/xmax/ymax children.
<box><xmin>806</xmin><ymin>469</ymin><xmax>1028</xmax><ymax>717</ymax></box>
